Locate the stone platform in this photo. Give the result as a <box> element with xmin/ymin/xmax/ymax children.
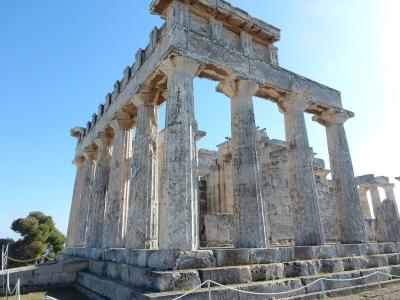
<box><xmin>4</xmin><ymin>243</ymin><xmax>400</xmax><ymax>299</ymax></box>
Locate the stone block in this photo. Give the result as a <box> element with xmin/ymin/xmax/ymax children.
<box><xmin>280</xmin><ymin>247</ymin><xmax>295</xmax><ymax>261</ymax></box>
<box><xmin>198</xmin><ymin>266</ymin><xmax>252</xmax><ymax>285</ymax></box>
<box><xmin>128</xmin><ymin>266</ymin><xmax>153</xmax><ymax>289</ymax></box>
<box><xmin>120</xmin><ymin>264</ymin><xmax>130</xmax><ymax>283</ymax></box>
<box><xmin>154</xmin><ymin>270</ymin><xmax>201</xmax><ymax>292</ymax></box>
<box><xmin>175</xmin><ymin>250</ymin><xmax>216</xmax><ymax>270</ymax></box>
<box><xmin>103</xmin><ymin>248</ymin><xmax>126</xmax><ymax>263</ymax></box>
<box><xmin>365</xmin><ymin>243</ymin><xmax>380</xmax><ymax>255</ymax></box>
<box><xmin>249</xmin><ymin>248</ymin><xmax>281</xmax><ymax>264</ymax></box>
<box><xmin>319</xmin><ymin>259</ymin><xmax>344</xmax><ymax>273</ymax></box>
<box><xmin>283</xmin><ymin>261</ymin><xmax>309</xmax><ymax>277</ymax></box>
<box><xmin>378</xmin><ymin>242</ymin><xmax>397</xmax><ymax>254</ymax></box>
<box><xmin>387</xmin><ymin>253</ymin><xmax>400</xmax><ymax>265</ymax></box>
<box><xmin>249</xmin><ymin>263</ymin><xmax>284</xmax><ymax>281</ymax></box>
<box><xmin>213</xmin><ymin>249</ymin><xmax>249</xmax><ymax>267</ymax></box>
<box><xmin>115</xmin><ymin>285</ymin><xmax>136</xmax><ymax>300</ymax></box>
<box><xmin>324</xmin><ymin>271</ymin><xmax>359</xmax><ymax>290</ymax></box>
<box><xmin>336</xmin><ymin>244</ymin><xmax>364</xmax><ymax>257</ymax></box>
<box><xmin>62</xmin><ymin>260</ymin><xmax>89</xmax><ymax>272</ymax></box>
<box><xmin>147</xmin><ymin>250</ymin><xmax>180</xmax><ymax>270</ymax></box>
<box><xmin>106</xmin><ymin>262</ymin><xmax>120</xmax><ymax>280</ymax></box>
<box><xmin>318</xmin><ymin>245</ymin><xmax>338</xmax><ymax>259</ymax></box>
<box><xmin>367</xmin><ymin>255</ymin><xmax>388</xmax><ymax>268</ymax></box>
<box><xmin>88</xmin><ymin>260</ymin><xmax>105</xmax><ymax>276</ymax></box>
<box><xmin>126</xmin><ymin>249</ymin><xmax>155</xmax><ymax>267</ymax></box>
<box><xmin>342</xmin><ymin>257</ymin><xmax>362</xmax><ymax>271</ymax></box>
<box><xmin>307</xmin><ymin>261</ymin><xmax>320</xmax><ymax>275</ymax></box>
<box><xmin>293</xmin><ymin>246</ymin><xmax>318</xmax><ymax>260</ymax></box>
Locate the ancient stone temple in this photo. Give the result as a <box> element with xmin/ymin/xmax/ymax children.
<box><xmin>3</xmin><ymin>1</ymin><xmax>400</xmax><ymax>299</ymax></box>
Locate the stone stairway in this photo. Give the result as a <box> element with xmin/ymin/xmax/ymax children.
<box><xmin>65</xmin><ymin>242</ymin><xmax>400</xmax><ymax>299</ymax></box>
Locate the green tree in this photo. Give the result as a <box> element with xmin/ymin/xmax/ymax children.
<box><xmin>8</xmin><ymin>212</ymin><xmax>65</xmax><ymax>265</ymax></box>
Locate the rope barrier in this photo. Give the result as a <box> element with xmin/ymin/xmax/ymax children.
<box><xmin>170</xmin><ymin>270</ymin><xmax>400</xmax><ymax>300</ymax></box>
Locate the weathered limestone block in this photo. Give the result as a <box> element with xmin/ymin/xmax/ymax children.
<box><xmin>218</xmin><ymin>78</ymin><xmax>268</xmax><ymax>248</ymax></box>
<box><xmin>75</xmin><ymin>146</ymin><xmax>97</xmax><ymax>246</ymax></box>
<box><xmin>280</xmin><ymin>94</ymin><xmax>324</xmax><ymax>246</ymax></box>
<box><xmin>376</xmin><ymin>199</ymin><xmax>400</xmax><ymax>242</ymax></box>
<box><xmin>126</xmin><ymin>94</ymin><xmax>159</xmax><ymax>250</ymax></box>
<box><xmin>102</xmin><ymin>112</ymin><xmax>133</xmax><ymax>248</ymax></box>
<box><xmin>66</xmin><ymin>156</ymin><xmax>85</xmax><ymax>247</ymax></box>
<box><xmin>159</xmin><ymin>55</ymin><xmax>200</xmax><ymax>250</ymax></box>
<box><xmin>86</xmin><ymin>130</ymin><xmax>113</xmax><ymax>248</ymax></box>
<box><xmin>314</xmin><ymin>109</ymin><xmax>367</xmax><ymax>244</ymax></box>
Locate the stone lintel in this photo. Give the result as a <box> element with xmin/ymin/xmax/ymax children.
<box><xmin>150</xmin><ymin>0</ymin><xmax>281</xmax><ymax>43</ymax></box>
<box><xmin>71</xmin><ymin>127</ymin><xmax>85</xmax><ymax>140</ymax></box>
<box><xmin>355</xmin><ymin>174</ymin><xmax>375</xmax><ymax>186</ymax></box>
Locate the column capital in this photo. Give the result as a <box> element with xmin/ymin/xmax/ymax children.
<box><xmin>109</xmin><ymin>111</ymin><xmax>134</xmax><ymax>130</ymax></box>
<box><xmin>94</xmin><ymin>128</ymin><xmax>114</xmax><ymax>148</ymax></box>
<box><xmin>160</xmin><ymin>55</ymin><xmax>201</xmax><ymax>78</ymax></box>
<box><xmin>72</xmin><ymin>156</ymin><xmax>85</xmax><ymax>167</ymax></box>
<box><xmin>312</xmin><ymin>107</ymin><xmax>354</xmax><ymax>126</ymax></box>
<box><xmin>217</xmin><ymin>77</ymin><xmax>259</xmax><ymax>98</ymax></box>
<box><xmin>278</xmin><ymin>92</ymin><xmax>309</xmax><ymax>113</ymax></box>
<box><xmin>131</xmin><ymin>85</ymin><xmax>163</xmax><ymax>107</ymax></box>
<box><xmin>83</xmin><ymin>144</ymin><xmax>98</xmax><ymax>160</ymax></box>
<box><xmin>358</xmin><ymin>186</ymin><xmax>369</xmax><ymax>194</ymax></box>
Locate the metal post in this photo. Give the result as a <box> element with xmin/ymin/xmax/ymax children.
<box><xmin>208</xmin><ymin>281</ymin><xmax>212</xmax><ymax>300</ymax></box>
<box><xmin>320</xmin><ymin>278</ymin><xmax>327</xmax><ymax>299</ymax></box>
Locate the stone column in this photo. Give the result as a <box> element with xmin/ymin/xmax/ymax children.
<box><xmin>66</xmin><ymin>156</ymin><xmax>85</xmax><ymax>247</ymax></box>
<box><xmin>369</xmin><ymin>184</ymin><xmax>381</xmax><ymax>219</ymax></box>
<box><xmin>279</xmin><ymin>95</ymin><xmax>324</xmax><ymax>246</ymax></box>
<box><xmin>376</xmin><ymin>199</ymin><xmax>400</xmax><ymax>242</ymax></box>
<box><xmin>218</xmin><ymin>78</ymin><xmax>268</xmax><ymax>248</ymax></box>
<box><xmin>159</xmin><ymin>56</ymin><xmax>200</xmax><ymax>250</ymax></box>
<box><xmin>358</xmin><ymin>186</ymin><xmax>372</xmax><ymax>219</ymax></box>
<box><xmin>382</xmin><ymin>183</ymin><xmax>399</xmax><ymax>218</ymax></box>
<box><xmin>126</xmin><ymin>93</ymin><xmax>159</xmax><ymax>250</ymax></box>
<box><xmin>85</xmin><ymin>129</ymin><xmax>113</xmax><ymax>248</ymax></box>
<box><xmin>313</xmin><ymin>109</ymin><xmax>367</xmax><ymax>243</ymax></box>
<box><xmin>75</xmin><ymin>145</ymin><xmax>97</xmax><ymax>247</ymax></box>
<box><xmin>102</xmin><ymin>112</ymin><xmax>133</xmax><ymax>249</ymax></box>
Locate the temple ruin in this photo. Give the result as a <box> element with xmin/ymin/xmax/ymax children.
<box><xmin>3</xmin><ymin>0</ymin><xmax>400</xmax><ymax>299</ymax></box>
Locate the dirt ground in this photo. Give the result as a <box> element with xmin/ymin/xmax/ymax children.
<box><xmin>0</xmin><ymin>287</ymin><xmax>89</xmax><ymax>300</ymax></box>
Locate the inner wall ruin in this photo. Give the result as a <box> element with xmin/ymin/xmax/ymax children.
<box><xmin>66</xmin><ymin>0</ymin><xmax>400</xmax><ymax>253</ymax></box>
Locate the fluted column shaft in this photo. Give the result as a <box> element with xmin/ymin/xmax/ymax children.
<box><xmin>66</xmin><ymin>157</ymin><xmax>85</xmax><ymax>247</ymax></box>
<box><xmin>102</xmin><ymin>113</ymin><xmax>133</xmax><ymax>248</ymax></box>
<box><xmin>219</xmin><ymin>78</ymin><xmax>267</xmax><ymax>248</ymax></box>
<box><xmin>314</xmin><ymin>110</ymin><xmax>367</xmax><ymax>243</ymax></box>
<box><xmin>75</xmin><ymin>147</ymin><xmax>97</xmax><ymax>246</ymax></box>
<box><xmin>281</xmin><ymin>96</ymin><xmax>324</xmax><ymax>246</ymax></box>
<box><xmin>159</xmin><ymin>56</ymin><xmax>200</xmax><ymax>250</ymax></box>
<box><xmin>126</xmin><ymin>100</ymin><xmax>159</xmax><ymax>249</ymax></box>
<box><xmin>86</xmin><ymin>131</ymin><xmax>112</xmax><ymax>248</ymax></box>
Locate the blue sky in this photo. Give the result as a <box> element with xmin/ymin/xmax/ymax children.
<box><xmin>1</xmin><ymin>0</ymin><xmax>399</xmax><ymax>240</ymax></box>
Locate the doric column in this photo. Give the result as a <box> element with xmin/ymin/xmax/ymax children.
<box><xmin>66</xmin><ymin>156</ymin><xmax>85</xmax><ymax>247</ymax></box>
<box><xmin>279</xmin><ymin>94</ymin><xmax>324</xmax><ymax>246</ymax></box>
<box><xmin>368</xmin><ymin>184</ymin><xmax>381</xmax><ymax>219</ymax></box>
<box><xmin>126</xmin><ymin>91</ymin><xmax>159</xmax><ymax>249</ymax></box>
<box><xmin>159</xmin><ymin>55</ymin><xmax>200</xmax><ymax>250</ymax></box>
<box><xmin>85</xmin><ymin>129</ymin><xmax>113</xmax><ymax>248</ymax></box>
<box><xmin>102</xmin><ymin>112</ymin><xmax>133</xmax><ymax>249</ymax></box>
<box><xmin>313</xmin><ymin>109</ymin><xmax>367</xmax><ymax>243</ymax></box>
<box><xmin>376</xmin><ymin>199</ymin><xmax>400</xmax><ymax>242</ymax></box>
<box><xmin>218</xmin><ymin>78</ymin><xmax>268</xmax><ymax>248</ymax></box>
<box><xmin>382</xmin><ymin>183</ymin><xmax>399</xmax><ymax>217</ymax></box>
<box><xmin>358</xmin><ymin>186</ymin><xmax>372</xmax><ymax>219</ymax></box>
<box><xmin>75</xmin><ymin>145</ymin><xmax>97</xmax><ymax>247</ymax></box>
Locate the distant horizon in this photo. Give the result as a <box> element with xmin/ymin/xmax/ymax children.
<box><xmin>1</xmin><ymin>0</ymin><xmax>399</xmax><ymax>240</ymax></box>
